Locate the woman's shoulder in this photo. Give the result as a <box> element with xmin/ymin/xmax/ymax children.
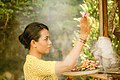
<box><xmin>25</xmin><ymin>55</ymin><xmax>56</xmax><ymax>66</ymax></box>
<box><xmin>24</xmin><ymin>55</ymin><xmax>57</xmax><ymax>75</ymax></box>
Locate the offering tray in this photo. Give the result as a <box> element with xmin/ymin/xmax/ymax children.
<box><xmin>62</xmin><ymin>69</ymin><xmax>100</xmax><ymax>76</ymax></box>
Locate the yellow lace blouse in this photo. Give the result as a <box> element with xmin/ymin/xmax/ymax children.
<box><xmin>23</xmin><ymin>55</ymin><xmax>58</xmax><ymax>80</ymax></box>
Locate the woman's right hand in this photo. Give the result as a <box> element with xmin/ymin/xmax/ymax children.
<box><xmin>79</xmin><ymin>16</ymin><xmax>91</xmax><ymax>40</ymax></box>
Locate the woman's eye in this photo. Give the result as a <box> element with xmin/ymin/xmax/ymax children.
<box><xmin>44</xmin><ymin>38</ymin><xmax>48</xmax><ymax>40</ymax></box>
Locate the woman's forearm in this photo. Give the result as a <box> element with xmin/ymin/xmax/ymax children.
<box><xmin>55</xmin><ymin>40</ymin><xmax>85</xmax><ymax>75</ymax></box>
<box><xmin>63</xmin><ymin>38</ymin><xmax>85</xmax><ymax>70</ymax></box>
<box><xmin>55</xmin><ymin>34</ymin><xmax>88</xmax><ymax>75</ymax></box>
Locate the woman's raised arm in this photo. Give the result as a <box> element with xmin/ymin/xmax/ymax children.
<box><xmin>55</xmin><ymin>16</ymin><xmax>91</xmax><ymax>75</ymax></box>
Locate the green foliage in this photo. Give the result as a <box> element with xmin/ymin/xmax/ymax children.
<box><xmin>80</xmin><ymin>0</ymin><xmax>99</xmax><ymax>19</ymax></box>
<box><xmin>0</xmin><ymin>0</ymin><xmax>43</xmax><ymax>28</ymax></box>
<box><xmin>73</xmin><ymin>0</ymin><xmax>99</xmax><ymax>59</ymax></box>
<box><xmin>73</xmin><ymin>0</ymin><xmax>120</xmax><ymax>58</ymax></box>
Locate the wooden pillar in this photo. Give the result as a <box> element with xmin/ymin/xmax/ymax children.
<box><xmin>103</xmin><ymin>0</ymin><xmax>108</xmax><ymax>37</ymax></box>
<box><xmin>99</xmin><ymin>0</ymin><xmax>104</xmax><ymax>36</ymax></box>
<box><xmin>98</xmin><ymin>0</ymin><xmax>108</xmax><ymax>37</ymax></box>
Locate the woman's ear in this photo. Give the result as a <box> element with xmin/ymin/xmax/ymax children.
<box><xmin>30</xmin><ymin>40</ymin><xmax>37</xmax><ymax>48</ymax></box>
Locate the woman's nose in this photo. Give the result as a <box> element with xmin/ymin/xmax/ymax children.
<box><xmin>48</xmin><ymin>39</ymin><xmax>52</xmax><ymax>45</ymax></box>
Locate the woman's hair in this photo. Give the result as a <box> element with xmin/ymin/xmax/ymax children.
<box><xmin>19</xmin><ymin>22</ymin><xmax>49</xmax><ymax>49</ymax></box>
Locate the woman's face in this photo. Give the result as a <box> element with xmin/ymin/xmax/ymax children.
<box><xmin>35</xmin><ymin>29</ymin><xmax>52</xmax><ymax>54</ymax></box>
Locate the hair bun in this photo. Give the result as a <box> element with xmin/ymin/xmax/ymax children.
<box><xmin>18</xmin><ymin>34</ymin><xmax>28</xmax><ymax>48</ymax></box>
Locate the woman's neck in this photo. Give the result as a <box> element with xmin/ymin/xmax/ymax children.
<box><xmin>29</xmin><ymin>50</ymin><xmax>42</xmax><ymax>59</ymax></box>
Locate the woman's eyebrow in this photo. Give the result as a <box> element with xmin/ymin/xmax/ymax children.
<box><xmin>43</xmin><ymin>35</ymin><xmax>49</xmax><ymax>38</ymax></box>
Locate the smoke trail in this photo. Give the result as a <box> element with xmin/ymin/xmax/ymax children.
<box><xmin>17</xmin><ymin>0</ymin><xmax>82</xmax><ymax>60</ymax></box>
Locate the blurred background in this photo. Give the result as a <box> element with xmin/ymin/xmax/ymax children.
<box><xmin>0</xmin><ymin>0</ymin><xmax>120</xmax><ymax>80</ymax></box>
<box><xmin>0</xmin><ymin>0</ymin><xmax>83</xmax><ymax>80</ymax></box>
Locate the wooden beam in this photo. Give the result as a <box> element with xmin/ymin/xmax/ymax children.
<box><xmin>99</xmin><ymin>0</ymin><xmax>104</xmax><ymax>36</ymax></box>
<box><xmin>103</xmin><ymin>0</ymin><xmax>108</xmax><ymax>37</ymax></box>
<box><xmin>89</xmin><ymin>74</ymin><xmax>108</xmax><ymax>80</ymax></box>
<box><xmin>98</xmin><ymin>0</ymin><xmax>108</xmax><ymax>37</ymax></box>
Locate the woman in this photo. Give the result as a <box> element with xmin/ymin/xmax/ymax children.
<box><xmin>18</xmin><ymin>16</ymin><xmax>90</xmax><ymax>80</ymax></box>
